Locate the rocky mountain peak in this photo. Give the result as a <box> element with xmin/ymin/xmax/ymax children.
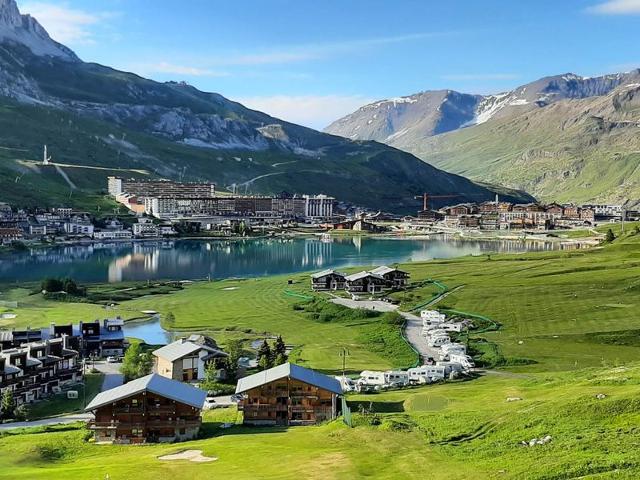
<box><xmin>0</xmin><ymin>0</ymin><xmax>22</xmax><ymax>27</ymax></box>
<box><xmin>0</xmin><ymin>0</ymin><xmax>78</xmax><ymax>61</ymax></box>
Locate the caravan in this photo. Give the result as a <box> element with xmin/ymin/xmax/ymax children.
<box><xmin>441</xmin><ymin>343</ymin><xmax>467</xmax><ymax>357</ymax></box>
<box><xmin>358</xmin><ymin>370</ymin><xmax>386</xmax><ymax>386</ymax></box>
<box><xmin>408</xmin><ymin>365</ymin><xmax>446</xmax><ymax>383</ymax></box>
<box><xmin>427</xmin><ymin>334</ymin><xmax>451</xmax><ymax>347</ymax></box>
<box><xmin>449</xmin><ymin>354</ymin><xmax>475</xmax><ymax>370</ymax></box>
<box><xmin>384</xmin><ymin>370</ymin><xmax>410</xmax><ymax>387</ymax></box>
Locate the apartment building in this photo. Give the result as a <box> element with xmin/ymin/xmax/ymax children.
<box><xmin>0</xmin><ymin>336</ymin><xmax>82</xmax><ymax>406</ymax></box>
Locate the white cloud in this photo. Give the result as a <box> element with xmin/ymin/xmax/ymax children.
<box><xmin>19</xmin><ymin>2</ymin><xmax>113</xmax><ymax>44</ymax></box>
<box><xmin>441</xmin><ymin>73</ymin><xmax>521</xmax><ymax>81</ymax></box>
<box><xmin>214</xmin><ymin>31</ymin><xmax>454</xmax><ymax>66</ymax></box>
<box><xmin>236</xmin><ymin>95</ymin><xmax>373</xmax><ymax>130</ymax></box>
<box><xmin>586</xmin><ymin>0</ymin><xmax>640</xmax><ymax>14</ymax></box>
<box><xmin>141</xmin><ymin>62</ymin><xmax>230</xmax><ymax>77</ymax></box>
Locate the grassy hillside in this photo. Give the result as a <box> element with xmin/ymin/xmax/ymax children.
<box><xmin>0</xmin><ymin>98</ymin><xmax>521</xmax><ymax>212</ymax></box>
<box><xmin>3</xmin><ymin>364</ymin><xmax>640</xmax><ymax>479</ymax></box>
<box><xmin>416</xmin><ymin>85</ymin><xmax>640</xmax><ymax>204</ymax></box>
<box><xmin>2</xmin><ymin>231</ymin><xmax>640</xmax><ymax>373</ymax></box>
<box><xmin>0</xmin><ymin>42</ymin><xmax>532</xmax><ymax>212</ymax></box>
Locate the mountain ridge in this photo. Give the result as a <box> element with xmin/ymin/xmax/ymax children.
<box><xmin>0</xmin><ymin>0</ymin><xmax>531</xmax><ymax>212</ymax></box>
<box><xmin>325</xmin><ymin>70</ymin><xmax>640</xmax><ymax>204</ymax></box>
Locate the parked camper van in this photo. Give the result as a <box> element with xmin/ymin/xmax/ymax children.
<box><xmin>421</xmin><ymin>310</ymin><xmax>446</xmax><ymax>322</ymax></box>
<box><xmin>437</xmin><ymin>361</ymin><xmax>465</xmax><ymax>376</ymax></box>
<box><xmin>441</xmin><ymin>343</ymin><xmax>467</xmax><ymax>356</ymax></box>
<box><xmin>427</xmin><ymin>335</ymin><xmax>451</xmax><ymax>347</ymax></box>
<box><xmin>358</xmin><ymin>370</ymin><xmax>386</xmax><ymax>386</ymax></box>
<box><xmin>408</xmin><ymin>365</ymin><xmax>446</xmax><ymax>383</ymax></box>
<box><xmin>384</xmin><ymin>370</ymin><xmax>410</xmax><ymax>387</ymax></box>
<box><xmin>449</xmin><ymin>354</ymin><xmax>475</xmax><ymax>370</ymax></box>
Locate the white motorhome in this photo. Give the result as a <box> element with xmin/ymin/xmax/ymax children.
<box><xmin>423</xmin><ymin>328</ymin><xmax>448</xmax><ymax>338</ymax></box>
<box><xmin>427</xmin><ymin>335</ymin><xmax>451</xmax><ymax>347</ymax></box>
<box><xmin>437</xmin><ymin>361</ymin><xmax>465</xmax><ymax>375</ymax></box>
<box><xmin>449</xmin><ymin>354</ymin><xmax>475</xmax><ymax>370</ymax></box>
<box><xmin>440</xmin><ymin>322</ymin><xmax>464</xmax><ymax>333</ymax></box>
<box><xmin>358</xmin><ymin>370</ymin><xmax>386</xmax><ymax>386</ymax></box>
<box><xmin>421</xmin><ymin>310</ymin><xmax>445</xmax><ymax>322</ymax></box>
<box><xmin>384</xmin><ymin>370</ymin><xmax>410</xmax><ymax>387</ymax></box>
<box><xmin>335</xmin><ymin>375</ymin><xmax>358</xmax><ymax>392</ymax></box>
<box><xmin>441</xmin><ymin>343</ymin><xmax>467</xmax><ymax>356</ymax></box>
<box><xmin>408</xmin><ymin>365</ymin><xmax>446</xmax><ymax>383</ymax></box>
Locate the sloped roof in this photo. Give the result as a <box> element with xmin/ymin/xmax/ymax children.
<box><xmin>371</xmin><ymin>266</ymin><xmax>407</xmax><ymax>276</ymax></box>
<box><xmin>152</xmin><ymin>340</ymin><xmax>206</xmax><ymax>362</ymax></box>
<box><xmin>236</xmin><ymin>362</ymin><xmax>342</xmax><ymax>395</ymax></box>
<box><xmin>85</xmin><ymin>373</ymin><xmax>206</xmax><ymax>411</ymax></box>
<box><xmin>311</xmin><ymin>269</ymin><xmax>345</xmax><ymax>279</ymax></box>
<box><xmin>345</xmin><ymin>271</ymin><xmax>384</xmax><ymax>282</ymax></box>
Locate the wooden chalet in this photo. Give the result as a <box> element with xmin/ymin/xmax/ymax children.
<box><xmin>370</xmin><ymin>266</ymin><xmax>410</xmax><ymax>289</ymax></box>
<box><xmin>236</xmin><ymin>363</ymin><xmax>342</xmax><ymax>426</ymax></box>
<box><xmin>85</xmin><ymin>374</ymin><xmax>206</xmax><ymax>444</ymax></box>
<box><xmin>344</xmin><ymin>271</ymin><xmax>387</xmax><ymax>293</ymax></box>
<box><xmin>310</xmin><ymin>269</ymin><xmax>347</xmax><ymax>291</ymax></box>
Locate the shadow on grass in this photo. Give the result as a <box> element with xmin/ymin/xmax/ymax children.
<box><xmin>199</xmin><ymin>422</ymin><xmax>290</xmax><ymax>439</ymax></box>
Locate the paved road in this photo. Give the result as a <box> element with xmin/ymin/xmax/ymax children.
<box><xmin>0</xmin><ymin>413</ymin><xmax>93</xmax><ymax>431</ymax></box>
<box><xmin>398</xmin><ymin>310</ymin><xmax>441</xmax><ymax>364</ymax></box>
<box><xmin>330</xmin><ymin>297</ymin><xmax>398</xmax><ymax>312</ymax></box>
<box><xmin>330</xmin><ymin>297</ymin><xmax>437</xmax><ymax>364</ymax></box>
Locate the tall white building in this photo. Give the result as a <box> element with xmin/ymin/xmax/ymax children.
<box><xmin>304</xmin><ymin>195</ymin><xmax>334</xmax><ymax>220</ymax></box>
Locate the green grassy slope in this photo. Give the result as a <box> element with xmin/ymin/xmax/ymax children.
<box><xmin>3</xmin><ymin>364</ymin><xmax>640</xmax><ymax>479</ymax></box>
<box><xmin>0</xmin><ymin>43</ymin><xmax>533</xmax><ymax>212</ymax></box>
<box><xmin>3</xmin><ymin>232</ymin><xmax>640</xmax><ymax>373</ymax></box>
<box><xmin>414</xmin><ymin>86</ymin><xmax>640</xmax><ymax>204</ymax></box>
<box><xmin>0</xmin><ymin>98</ymin><xmax>523</xmax><ymax>212</ymax></box>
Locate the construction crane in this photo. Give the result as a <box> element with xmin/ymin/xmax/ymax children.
<box><xmin>414</xmin><ymin>193</ymin><xmax>463</xmax><ymax>212</ymax></box>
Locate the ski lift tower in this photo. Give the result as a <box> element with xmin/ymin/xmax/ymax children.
<box><xmin>43</xmin><ymin>145</ymin><xmax>52</xmax><ymax>166</ymax></box>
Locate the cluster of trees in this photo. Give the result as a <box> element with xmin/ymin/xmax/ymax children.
<box><xmin>120</xmin><ymin>343</ymin><xmax>153</xmax><ymax>381</ymax></box>
<box><xmin>40</xmin><ymin>277</ymin><xmax>86</xmax><ymax>296</ymax></box>
<box><xmin>0</xmin><ymin>390</ymin><xmax>27</xmax><ymax>421</ymax></box>
<box><xmin>257</xmin><ymin>336</ymin><xmax>288</xmax><ymax>371</ymax></box>
<box><xmin>605</xmin><ymin>229</ymin><xmax>616</xmax><ymax>243</ymax></box>
<box><xmin>201</xmin><ymin>339</ymin><xmax>243</xmax><ymax>393</ymax></box>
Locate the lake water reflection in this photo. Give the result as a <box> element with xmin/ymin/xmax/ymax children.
<box><xmin>0</xmin><ymin>236</ymin><xmax>570</xmax><ymax>284</ymax></box>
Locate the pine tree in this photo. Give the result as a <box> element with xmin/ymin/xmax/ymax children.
<box><xmin>224</xmin><ymin>339</ymin><xmax>243</xmax><ymax>381</ymax></box>
<box><xmin>274</xmin><ymin>336</ymin><xmax>286</xmax><ymax>356</ymax></box>
<box><xmin>273</xmin><ymin>336</ymin><xmax>288</xmax><ymax>364</ymax></box>
<box><xmin>1</xmin><ymin>389</ymin><xmax>16</xmax><ymax>419</ymax></box>
<box><xmin>605</xmin><ymin>228</ymin><xmax>616</xmax><ymax>243</ymax></box>
<box><xmin>274</xmin><ymin>353</ymin><xmax>288</xmax><ymax>366</ymax></box>
<box><xmin>257</xmin><ymin>340</ymin><xmax>273</xmax><ymax>370</ymax></box>
<box><xmin>258</xmin><ymin>354</ymin><xmax>271</xmax><ymax>371</ymax></box>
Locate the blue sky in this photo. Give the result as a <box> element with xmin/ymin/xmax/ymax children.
<box><xmin>18</xmin><ymin>0</ymin><xmax>640</xmax><ymax>129</ymax></box>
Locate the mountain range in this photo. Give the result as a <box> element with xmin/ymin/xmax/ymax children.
<box><xmin>326</xmin><ymin>72</ymin><xmax>640</xmax><ymax>205</ymax></box>
<box><xmin>0</xmin><ymin>0</ymin><xmax>531</xmax><ymax>213</ymax></box>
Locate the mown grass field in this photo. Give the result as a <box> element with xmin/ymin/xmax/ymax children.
<box><xmin>3</xmin><ymin>363</ymin><xmax>640</xmax><ymax>479</ymax></box>
<box><xmin>2</xmin><ymin>232</ymin><xmax>640</xmax><ymax>373</ymax></box>
<box><xmin>24</xmin><ymin>374</ymin><xmax>104</xmax><ymax>421</ymax></box>
<box><xmin>395</xmin><ymin>232</ymin><xmax>640</xmax><ymax>371</ymax></box>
